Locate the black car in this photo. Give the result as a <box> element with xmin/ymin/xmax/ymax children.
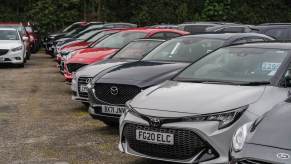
<box><xmin>230</xmin><ymin>99</ymin><xmax>291</xmax><ymax>163</ymax></box>
<box><xmin>253</xmin><ymin>23</ymin><xmax>291</xmax><ymax>41</ymax></box>
<box><xmin>86</xmin><ymin>33</ymin><xmax>274</xmax><ymax>126</ymax></box>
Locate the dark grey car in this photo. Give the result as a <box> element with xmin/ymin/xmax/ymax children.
<box><xmin>231</xmin><ymin>99</ymin><xmax>291</xmax><ymax>163</ymax></box>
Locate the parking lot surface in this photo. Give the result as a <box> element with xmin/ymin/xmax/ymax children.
<box><xmin>0</xmin><ymin>53</ymin><xmax>164</xmax><ymax>164</ymax></box>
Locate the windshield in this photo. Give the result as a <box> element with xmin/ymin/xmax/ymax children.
<box><xmin>0</xmin><ymin>30</ymin><xmax>19</xmax><ymax>40</ymax></box>
<box><xmin>76</xmin><ymin>30</ymin><xmax>99</xmax><ymax>40</ymax></box>
<box><xmin>112</xmin><ymin>40</ymin><xmax>163</xmax><ymax>60</ymax></box>
<box><xmin>142</xmin><ymin>37</ymin><xmax>225</xmax><ymax>62</ymax></box>
<box><xmin>176</xmin><ymin>47</ymin><xmax>289</xmax><ymax>83</ymax></box>
<box><xmin>86</xmin><ymin>31</ymin><xmax>108</xmax><ymax>42</ymax></box>
<box><xmin>94</xmin><ymin>31</ymin><xmax>147</xmax><ymax>49</ymax></box>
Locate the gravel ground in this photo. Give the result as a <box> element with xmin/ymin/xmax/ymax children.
<box><xmin>0</xmin><ymin>52</ymin><xmax>165</xmax><ymax>164</ymax></box>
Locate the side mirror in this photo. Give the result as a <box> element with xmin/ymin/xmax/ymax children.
<box><xmin>284</xmin><ymin>70</ymin><xmax>291</xmax><ymax>87</ymax></box>
<box><xmin>22</xmin><ymin>36</ymin><xmax>29</xmax><ymax>41</ymax></box>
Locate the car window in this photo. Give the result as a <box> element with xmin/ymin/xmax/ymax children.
<box><xmin>150</xmin><ymin>32</ymin><xmax>165</xmax><ymax>39</ymax></box>
<box><xmin>184</xmin><ymin>25</ymin><xmax>213</xmax><ymax>34</ymax></box>
<box><xmin>94</xmin><ymin>31</ymin><xmax>147</xmax><ymax>49</ymax></box>
<box><xmin>112</xmin><ymin>40</ymin><xmax>163</xmax><ymax>60</ymax></box>
<box><xmin>264</xmin><ymin>28</ymin><xmax>289</xmax><ymax>40</ymax></box>
<box><xmin>77</xmin><ymin>30</ymin><xmax>98</xmax><ymax>40</ymax></box>
<box><xmin>142</xmin><ymin>37</ymin><xmax>225</xmax><ymax>62</ymax></box>
<box><xmin>0</xmin><ymin>30</ymin><xmax>19</xmax><ymax>40</ymax></box>
<box><xmin>232</xmin><ymin>38</ymin><xmax>248</xmax><ymax>44</ymax></box>
<box><xmin>165</xmin><ymin>32</ymin><xmax>182</xmax><ymax>39</ymax></box>
<box><xmin>176</xmin><ymin>47</ymin><xmax>288</xmax><ymax>83</ymax></box>
<box><xmin>247</xmin><ymin>37</ymin><xmax>266</xmax><ymax>42</ymax></box>
<box><xmin>222</xmin><ymin>27</ymin><xmax>245</xmax><ymax>33</ymax></box>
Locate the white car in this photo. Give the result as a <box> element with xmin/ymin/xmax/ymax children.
<box><xmin>0</xmin><ymin>28</ymin><xmax>27</xmax><ymax>67</ymax></box>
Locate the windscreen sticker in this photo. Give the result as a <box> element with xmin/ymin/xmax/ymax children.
<box><xmin>262</xmin><ymin>62</ymin><xmax>281</xmax><ymax>72</ymax></box>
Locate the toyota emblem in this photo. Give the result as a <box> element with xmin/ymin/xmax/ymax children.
<box><xmin>149</xmin><ymin>117</ymin><xmax>161</xmax><ymax>128</ymax></box>
<box><xmin>86</xmin><ymin>78</ymin><xmax>92</xmax><ymax>83</ymax></box>
<box><xmin>110</xmin><ymin>86</ymin><xmax>119</xmax><ymax>95</ymax></box>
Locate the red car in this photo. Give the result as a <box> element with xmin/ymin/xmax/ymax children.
<box><xmin>56</xmin><ymin>29</ymin><xmax>123</xmax><ymax>71</ymax></box>
<box><xmin>23</xmin><ymin>22</ymin><xmax>41</xmax><ymax>53</ymax></box>
<box><xmin>63</xmin><ymin>28</ymin><xmax>189</xmax><ymax>82</ymax></box>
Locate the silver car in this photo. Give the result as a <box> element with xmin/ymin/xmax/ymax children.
<box><xmin>119</xmin><ymin>42</ymin><xmax>291</xmax><ymax>163</ymax></box>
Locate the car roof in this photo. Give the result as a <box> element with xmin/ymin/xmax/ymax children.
<box><xmin>229</xmin><ymin>42</ymin><xmax>291</xmax><ymax>50</ymax></box>
<box><xmin>180</xmin><ymin>33</ymin><xmax>271</xmax><ymax>40</ymax></box>
<box><xmin>119</xmin><ymin>28</ymin><xmax>188</xmax><ymax>34</ymax></box>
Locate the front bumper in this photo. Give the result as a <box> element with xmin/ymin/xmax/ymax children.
<box><xmin>119</xmin><ymin>111</ymin><xmax>256</xmax><ymax>164</ymax></box>
<box><xmin>0</xmin><ymin>50</ymin><xmax>25</xmax><ymax>64</ymax></box>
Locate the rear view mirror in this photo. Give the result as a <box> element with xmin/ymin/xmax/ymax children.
<box><xmin>22</xmin><ymin>36</ymin><xmax>29</xmax><ymax>41</ymax></box>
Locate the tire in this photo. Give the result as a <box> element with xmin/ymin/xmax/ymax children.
<box><xmin>82</xmin><ymin>102</ymin><xmax>89</xmax><ymax>107</ymax></box>
<box><xmin>26</xmin><ymin>51</ymin><xmax>31</xmax><ymax>60</ymax></box>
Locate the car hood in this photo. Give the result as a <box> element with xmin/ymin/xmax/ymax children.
<box><xmin>62</xmin><ymin>41</ymin><xmax>90</xmax><ymax>50</ymax></box>
<box><xmin>0</xmin><ymin>40</ymin><xmax>21</xmax><ymax>49</ymax></box>
<box><xmin>130</xmin><ymin>80</ymin><xmax>266</xmax><ymax>117</ymax></box>
<box><xmin>247</xmin><ymin>102</ymin><xmax>291</xmax><ymax>150</ymax></box>
<box><xmin>96</xmin><ymin>61</ymin><xmax>189</xmax><ymax>88</ymax></box>
<box><xmin>73</xmin><ymin>48</ymin><xmax>118</xmax><ymax>59</ymax></box>
<box><xmin>76</xmin><ymin>59</ymin><xmax>136</xmax><ymax>77</ymax></box>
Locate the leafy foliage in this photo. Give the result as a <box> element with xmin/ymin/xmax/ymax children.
<box><xmin>0</xmin><ymin>0</ymin><xmax>291</xmax><ymax>34</ymax></box>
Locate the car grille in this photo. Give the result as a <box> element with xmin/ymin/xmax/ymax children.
<box><xmin>78</xmin><ymin>77</ymin><xmax>92</xmax><ymax>98</ymax></box>
<box><xmin>238</xmin><ymin>159</ymin><xmax>272</xmax><ymax>164</ymax></box>
<box><xmin>94</xmin><ymin>83</ymin><xmax>141</xmax><ymax>105</ymax></box>
<box><xmin>123</xmin><ymin>123</ymin><xmax>209</xmax><ymax>160</ymax></box>
<box><xmin>66</xmin><ymin>63</ymin><xmax>87</xmax><ymax>73</ymax></box>
<box><xmin>0</xmin><ymin>49</ymin><xmax>9</xmax><ymax>56</ymax></box>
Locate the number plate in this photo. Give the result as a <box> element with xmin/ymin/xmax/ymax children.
<box><xmin>80</xmin><ymin>85</ymin><xmax>88</xmax><ymax>93</ymax></box>
<box><xmin>101</xmin><ymin>105</ymin><xmax>127</xmax><ymax>115</ymax></box>
<box><xmin>136</xmin><ymin>130</ymin><xmax>174</xmax><ymax>145</ymax></box>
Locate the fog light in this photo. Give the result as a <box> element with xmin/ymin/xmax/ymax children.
<box><xmin>15</xmin><ymin>57</ymin><xmax>21</xmax><ymax>60</ymax></box>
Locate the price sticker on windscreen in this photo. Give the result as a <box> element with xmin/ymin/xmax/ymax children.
<box><xmin>262</xmin><ymin>62</ymin><xmax>281</xmax><ymax>72</ymax></box>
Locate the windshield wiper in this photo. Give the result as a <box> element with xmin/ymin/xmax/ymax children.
<box><xmin>240</xmin><ymin>81</ymin><xmax>270</xmax><ymax>86</ymax></box>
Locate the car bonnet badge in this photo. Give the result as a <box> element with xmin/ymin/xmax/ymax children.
<box><xmin>277</xmin><ymin>153</ymin><xmax>290</xmax><ymax>160</ymax></box>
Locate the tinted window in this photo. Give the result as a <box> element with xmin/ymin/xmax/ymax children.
<box><xmin>176</xmin><ymin>47</ymin><xmax>288</xmax><ymax>83</ymax></box>
<box><xmin>77</xmin><ymin>30</ymin><xmax>98</xmax><ymax>40</ymax></box>
<box><xmin>165</xmin><ymin>32</ymin><xmax>182</xmax><ymax>39</ymax></box>
<box><xmin>95</xmin><ymin>32</ymin><xmax>147</xmax><ymax>49</ymax></box>
<box><xmin>222</xmin><ymin>27</ymin><xmax>245</xmax><ymax>33</ymax></box>
<box><xmin>265</xmin><ymin>28</ymin><xmax>289</xmax><ymax>40</ymax></box>
<box><xmin>0</xmin><ymin>30</ymin><xmax>19</xmax><ymax>40</ymax></box>
<box><xmin>143</xmin><ymin>37</ymin><xmax>225</xmax><ymax>62</ymax></box>
<box><xmin>232</xmin><ymin>39</ymin><xmax>248</xmax><ymax>44</ymax></box>
<box><xmin>183</xmin><ymin>25</ymin><xmax>213</xmax><ymax>34</ymax></box>
<box><xmin>112</xmin><ymin>40</ymin><xmax>163</xmax><ymax>60</ymax></box>
<box><xmin>150</xmin><ymin>32</ymin><xmax>165</xmax><ymax>39</ymax></box>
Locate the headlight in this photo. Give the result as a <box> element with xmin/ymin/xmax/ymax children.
<box><xmin>232</xmin><ymin>122</ymin><xmax>252</xmax><ymax>152</ymax></box>
<box><xmin>181</xmin><ymin>105</ymin><xmax>248</xmax><ymax>129</ymax></box>
<box><xmin>11</xmin><ymin>46</ymin><xmax>23</xmax><ymax>52</ymax></box>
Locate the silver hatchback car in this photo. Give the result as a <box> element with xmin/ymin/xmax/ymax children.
<box><xmin>119</xmin><ymin>43</ymin><xmax>291</xmax><ymax>163</ymax></box>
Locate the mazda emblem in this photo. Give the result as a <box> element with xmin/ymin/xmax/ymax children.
<box><xmin>149</xmin><ymin>117</ymin><xmax>161</xmax><ymax>128</ymax></box>
<box><xmin>110</xmin><ymin>86</ymin><xmax>119</xmax><ymax>95</ymax></box>
<box><xmin>277</xmin><ymin>153</ymin><xmax>290</xmax><ymax>159</ymax></box>
<box><xmin>86</xmin><ymin>78</ymin><xmax>92</xmax><ymax>83</ymax></box>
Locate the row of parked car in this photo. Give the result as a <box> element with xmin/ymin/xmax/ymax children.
<box><xmin>0</xmin><ymin>22</ymin><xmax>41</xmax><ymax>67</ymax></box>
<box><xmin>50</xmin><ymin>21</ymin><xmax>291</xmax><ymax>163</ymax></box>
